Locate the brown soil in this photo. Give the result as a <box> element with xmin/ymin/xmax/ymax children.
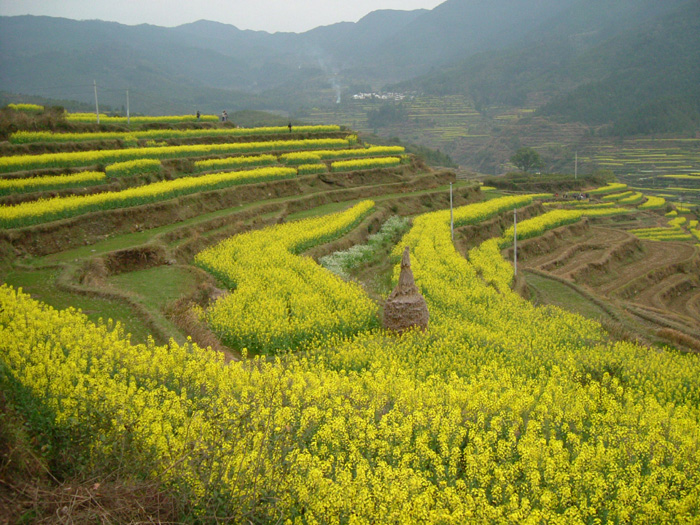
<box><xmin>516</xmin><ymin>221</ymin><xmax>700</xmax><ymax>345</ymax></box>
<box><xmin>103</xmin><ymin>245</ymin><xmax>169</xmax><ymax>275</ymax></box>
<box><xmin>53</xmin><ymin>263</ymin><xmax>181</xmax><ymax>346</ymax></box>
<box><xmin>0</xmin><ymin>383</ymin><xmax>183</xmax><ymax>524</ymax></box>
<box><xmin>0</xmin><ymin>478</ymin><xmax>182</xmax><ymax>524</ymax></box>
<box><xmin>0</xmin><ymin>130</ymin><xmax>350</xmax><ymax>158</ymax></box>
<box><xmin>4</xmin><ymin>166</ymin><xmax>463</xmax><ymax>357</ymax></box>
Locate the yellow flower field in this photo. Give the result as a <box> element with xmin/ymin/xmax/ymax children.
<box><xmin>1</xmin><ymin>195</ymin><xmax>699</xmax><ymax>522</ymax></box>
<box><xmin>0</xmin><ymin>166</ymin><xmax>296</xmax><ymax>228</ymax></box>
<box><xmin>331</xmin><ymin>156</ymin><xmax>402</xmax><ymax>172</ymax></box>
<box><xmin>195</xmin><ymin>200</ymin><xmax>378</xmax><ymax>353</ymax></box>
<box><xmin>9</xmin><ymin>125</ymin><xmax>341</xmax><ymax>144</ymax></box>
<box><xmin>0</xmin><ymin>138</ymin><xmax>351</xmax><ymax>174</ymax></box>
<box><xmin>0</xmin><ymin>170</ymin><xmax>105</xmax><ymax>196</ymax></box>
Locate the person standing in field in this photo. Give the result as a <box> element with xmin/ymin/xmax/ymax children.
<box><xmin>196</xmin><ymin>110</ymin><xmax>200</xmax><ymax>120</ymax></box>
<box><xmin>288</xmin><ymin>122</ymin><xmax>292</xmax><ymax>133</ymax></box>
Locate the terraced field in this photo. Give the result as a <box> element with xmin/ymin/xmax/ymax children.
<box><xmin>2</xmin><ymin>107</ymin><xmax>700</xmax><ymax>523</ymax></box>
<box><xmin>309</xmin><ymin>94</ymin><xmax>492</xmax><ymax>160</ymax></box>
<box><xmin>307</xmin><ymin>95</ymin><xmax>700</xmax><ymax>182</ymax></box>
<box><xmin>0</xmin><ymin>110</ymin><xmax>474</xmax><ymax>347</ymax></box>
<box><xmin>578</xmin><ymin>139</ymin><xmax>700</xmax><ymax>206</ymax></box>
<box><xmin>517</xmin><ymin>222</ymin><xmax>700</xmax><ymax>338</ymax></box>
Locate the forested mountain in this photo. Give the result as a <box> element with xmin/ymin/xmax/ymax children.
<box><xmin>540</xmin><ymin>0</ymin><xmax>700</xmax><ymax>135</ymax></box>
<box><xmin>0</xmin><ymin>1</ymin><xmax>578</xmax><ymax>113</ymax></box>
<box><xmin>0</xmin><ymin>0</ymin><xmax>698</xmax><ymax>135</ymax></box>
<box><xmin>394</xmin><ymin>0</ymin><xmax>698</xmax><ymax>134</ymax></box>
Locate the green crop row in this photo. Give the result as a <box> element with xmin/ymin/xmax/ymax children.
<box><xmin>7</xmin><ymin>103</ymin><xmax>44</xmax><ymax>112</ymax></box>
<box><xmin>297</xmin><ymin>163</ymin><xmax>328</xmax><ymax>176</ymax></box>
<box><xmin>194</xmin><ymin>155</ymin><xmax>278</xmax><ymax>172</ymax></box>
<box><xmin>0</xmin><ymin>138</ymin><xmax>351</xmax><ymax>174</ymax></box>
<box><xmin>630</xmin><ymin>216</ymin><xmax>693</xmax><ymax>242</ymax></box>
<box><xmin>639</xmin><ymin>195</ymin><xmax>666</xmax><ymax>209</ymax></box>
<box><xmin>105</xmin><ymin>159</ymin><xmax>162</xmax><ymax>178</ymax></box>
<box><xmin>668</xmin><ymin>217</ymin><xmax>687</xmax><ymax>228</ymax></box>
<box><xmin>633</xmin><ymin>231</ymin><xmax>693</xmax><ymax>241</ymax></box>
<box><xmin>580</xmin><ymin>207</ymin><xmax>632</xmax><ymax>217</ymax></box>
<box><xmin>0</xmin><ymin>166</ymin><xmax>296</xmax><ymax>228</ymax></box>
<box><xmin>661</xmin><ymin>174</ymin><xmax>700</xmax><ymax>180</ymax></box>
<box><xmin>314</xmin><ymin>146</ymin><xmax>405</xmax><ymax>160</ymax></box>
<box><xmin>543</xmin><ymin>201</ymin><xmax>616</xmax><ymax>208</ymax></box>
<box><xmin>64</xmin><ymin>112</ymin><xmax>220</xmax><ymax>123</ymax></box>
<box><xmin>602</xmin><ymin>191</ymin><xmax>635</xmax><ymax>201</ymax></box>
<box><xmin>0</xmin><ymin>171</ymin><xmax>106</xmax><ymax>196</ymax></box>
<box><xmin>9</xmin><ymin>125</ymin><xmax>342</xmax><ymax>144</ymax></box>
<box><xmin>618</xmin><ymin>192</ymin><xmax>645</xmax><ymax>205</ymax></box>
<box><xmin>588</xmin><ymin>183</ymin><xmax>628</xmax><ymax>195</ymax></box>
<box><xmin>330</xmin><ymin>157</ymin><xmax>402</xmax><ymax>173</ymax></box>
<box><xmin>280</xmin><ymin>151</ymin><xmax>323</xmax><ymax>165</ymax></box>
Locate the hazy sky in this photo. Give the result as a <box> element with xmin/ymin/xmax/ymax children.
<box><xmin>0</xmin><ymin>0</ymin><xmax>446</xmax><ymax>33</ymax></box>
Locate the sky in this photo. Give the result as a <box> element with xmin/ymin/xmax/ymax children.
<box><xmin>0</xmin><ymin>0</ymin><xmax>446</xmax><ymax>33</ymax></box>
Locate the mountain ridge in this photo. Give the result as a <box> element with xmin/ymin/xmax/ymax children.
<box><xmin>1</xmin><ymin>1</ymin><xmax>698</xmax><ymax>137</ymax></box>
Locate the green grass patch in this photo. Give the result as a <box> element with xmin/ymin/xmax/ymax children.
<box><xmin>108</xmin><ymin>265</ymin><xmax>199</xmax><ymax>311</ymax></box>
<box><xmin>2</xmin><ymin>267</ymin><xmax>153</xmax><ymax>343</ymax></box>
<box><xmin>525</xmin><ymin>271</ymin><xmax>614</xmax><ymax>323</ymax></box>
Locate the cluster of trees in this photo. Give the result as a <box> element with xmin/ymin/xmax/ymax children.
<box><xmin>510</xmin><ymin>147</ymin><xmax>544</xmax><ymax>173</ymax></box>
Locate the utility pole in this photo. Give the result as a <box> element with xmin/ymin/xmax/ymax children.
<box><xmin>93</xmin><ymin>80</ymin><xmax>100</xmax><ymax>124</ymax></box>
<box><xmin>126</xmin><ymin>88</ymin><xmax>130</xmax><ymax>125</ymax></box>
<box><xmin>450</xmin><ymin>182</ymin><xmax>454</xmax><ymax>241</ymax></box>
<box><xmin>514</xmin><ymin>208</ymin><xmax>518</xmax><ymax>276</ymax></box>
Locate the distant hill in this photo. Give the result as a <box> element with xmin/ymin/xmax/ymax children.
<box><xmin>362</xmin><ymin>0</ymin><xmax>579</xmax><ymax>80</ymax></box>
<box><xmin>1</xmin><ymin>0</ymin><xmax>698</xmax><ymax>137</ymax></box>
<box><xmin>540</xmin><ymin>0</ymin><xmax>700</xmax><ymax>135</ymax></box>
<box><xmin>393</xmin><ymin>0</ymin><xmax>698</xmax><ymax>135</ymax></box>
<box><xmin>0</xmin><ymin>1</ymin><xmax>581</xmax><ymax>113</ymax></box>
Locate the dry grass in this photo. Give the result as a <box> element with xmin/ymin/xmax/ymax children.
<box><xmin>1</xmin><ymin>384</ymin><xmax>183</xmax><ymax>524</ymax></box>
<box><xmin>657</xmin><ymin>328</ymin><xmax>700</xmax><ymax>353</ymax></box>
<box><xmin>1</xmin><ymin>478</ymin><xmax>183</xmax><ymax>524</ymax></box>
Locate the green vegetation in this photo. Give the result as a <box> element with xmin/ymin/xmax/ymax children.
<box><xmin>108</xmin><ymin>266</ymin><xmax>199</xmax><ymax>311</ymax></box>
<box><xmin>1</xmin><ymin>111</ymin><xmax>699</xmax><ymax>523</ymax></box>
<box><xmin>525</xmin><ymin>271</ymin><xmax>615</xmax><ymax>323</ymax></box>
<box><xmin>367</xmin><ymin>103</ymin><xmax>409</xmax><ymax>129</ymax></box>
<box><xmin>0</xmin><ymin>170</ymin><xmax>106</xmax><ymax>196</ymax></box>
<box><xmin>2</xmin><ymin>267</ymin><xmax>154</xmax><ymax>343</ymax></box>
<box><xmin>510</xmin><ymin>147</ymin><xmax>544</xmax><ymax>173</ymax></box>
<box><xmin>320</xmin><ymin>215</ymin><xmax>410</xmax><ymax>280</ymax></box>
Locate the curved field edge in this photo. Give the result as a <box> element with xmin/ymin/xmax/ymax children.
<box><xmin>1</xmin><ymin>195</ymin><xmax>700</xmax><ymax>522</ymax></box>
<box><xmin>0</xmin><ymin>161</ymin><xmax>433</xmax><ymax>257</ymax></box>
<box><xmin>0</xmin><ymin>173</ymin><xmax>470</xmax><ymax>353</ymax></box>
<box><xmin>194</xmin><ymin>201</ymin><xmax>380</xmax><ymax>354</ymax></box>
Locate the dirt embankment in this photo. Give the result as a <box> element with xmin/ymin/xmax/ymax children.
<box><xmin>567</xmin><ymin>237</ymin><xmax>646</xmax><ymax>284</ymax></box>
<box><xmin>457</xmin><ymin>202</ymin><xmax>544</xmax><ymax>254</ymax></box>
<box><xmin>503</xmin><ymin>219</ymin><xmax>591</xmax><ymax>263</ymax></box>
<box><xmin>1</xmin><ymin>163</ymin><xmax>443</xmax><ymax>257</ymax></box>
<box><xmin>515</xmin><ymin>221</ymin><xmax>700</xmax><ymax>347</ymax></box>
